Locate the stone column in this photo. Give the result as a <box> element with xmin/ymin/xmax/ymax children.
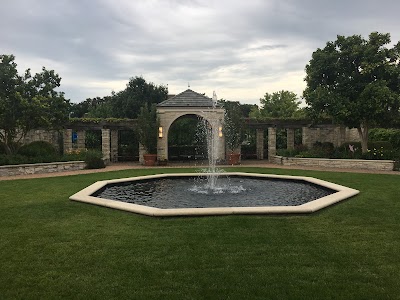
<box><xmin>110</xmin><ymin>130</ymin><xmax>118</xmax><ymax>162</ymax></box>
<box><xmin>217</xmin><ymin>118</ymin><xmax>225</xmax><ymax>161</ymax></box>
<box><xmin>256</xmin><ymin>129</ymin><xmax>264</xmax><ymax>160</ymax></box>
<box><xmin>268</xmin><ymin>127</ymin><xmax>277</xmax><ymax>161</ymax></box>
<box><xmin>286</xmin><ymin>128</ymin><xmax>295</xmax><ymax>150</ymax></box>
<box><xmin>101</xmin><ymin>128</ymin><xmax>111</xmax><ymax>164</ymax></box>
<box><xmin>63</xmin><ymin>129</ymin><xmax>73</xmax><ymax>154</ymax></box>
<box><xmin>139</xmin><ymin>144</ymin><xmax>145</xmax><ymax>164</ymax></box>
<box><xmin>76</xmin><ymin>130</ymin><xmax>86</xmax><ymax>150</ymax></box>
<box><xmin>157</xmin><ymin>124</ymin><xmax>168</xmax><ymax>161</ymax></box>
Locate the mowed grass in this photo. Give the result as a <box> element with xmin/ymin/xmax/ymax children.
<box><xmin>0</xmin><ymin>167</ymin><xmax>399</xmax><ymax>299</ymax></box>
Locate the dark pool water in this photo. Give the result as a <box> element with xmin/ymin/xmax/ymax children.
<box><xmin>92</xmin><ymin>175</ymin><xmax>335</xmax><ymax>209</ymax></box>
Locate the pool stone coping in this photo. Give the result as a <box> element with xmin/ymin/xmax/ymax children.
<box><xmin>69</xmin><ymin>172</ymin><xmax>359</xmax><ymax>217</ymax></box>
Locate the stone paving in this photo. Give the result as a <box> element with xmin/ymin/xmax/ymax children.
<box><xmin>0</xmin><ymin>160</ymin><xmax>398</xmax><ymax>181</ymax></box>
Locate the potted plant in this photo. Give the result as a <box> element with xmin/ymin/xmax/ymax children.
<box><xmin>136</xmin><ymin>104</ymin><xmax>159</xmax><ymax>166</ymax></box>
<box><xmin>222</xmin><ymin>101</ymin><xmax>244</xmax><ymax>165</ymax></box>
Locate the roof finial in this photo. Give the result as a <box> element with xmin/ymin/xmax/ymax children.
<box><xmin>188</xmin><ymin>82</ymin><xmax>191</xmax><ymax>88</ymax></box>
<box><xmin>212</xmin><ymin>91</ymin><xmax>217</xmax><ymax>108</ymax></box>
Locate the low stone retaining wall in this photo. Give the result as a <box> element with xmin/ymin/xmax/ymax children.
<box><xmin>271</xmin><ymin>156</ymin><xmax>395</xmax><ymax>171</ymax></box>
<box><xmin>0</xmin><ymin>161</ymin><xmax>86</xmax><ymax>177</ymax></box>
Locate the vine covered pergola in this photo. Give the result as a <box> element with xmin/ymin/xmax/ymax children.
<box><xmin>62</xmin><ymin>89</ymin><xmax>355</xmax><ymax>164</ymax></box>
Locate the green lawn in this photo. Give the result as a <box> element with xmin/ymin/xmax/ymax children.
<box><xmin>1</xmin><ymin>167</ymin><xmax>399</xmax><ymax>299</ymax></box>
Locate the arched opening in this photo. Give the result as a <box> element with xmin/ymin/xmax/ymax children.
<box><xmin>167</xmin><ymin>114</ymin><xmax>208</xmax><ymax>162</ymax></box>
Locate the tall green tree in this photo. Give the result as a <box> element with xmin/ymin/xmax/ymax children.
<box><xmin>219</xmin><ymin>100</ymin><xmax>245</xmax><ymax>152</ymax></box>
<box><xmin>304</xmin><ymin>32</ymin><xmax>400</xmax><ymax>153</ymax></box>
<box><xmin>70</xmin><ymin>97</ymin><xmax>109</xmax><ymax>118</ymax></box>
<box><xmin>111</xmin><ymin>76</ymin><xmax>168</xmax><ymax>119</ymax></box>
<box><xmin>72</xmin><ymin>76</ymin><xmax>168</xmax><ymax>119</ymax></box>
<box><xmin>136</xmin><ymin>103</ymin><xmax>159</xmax><ymax>154</ymax></box>
<box><xmin>250</xmin><ymin>90</ymin><xmax>301</xmax><ymax>119</ymax></box>
<box><xmin>0</xmin><ymin>54</ymin><xmax>69</xmax><ymax>154</ymax></box>
<box><xmin>86</xmin><ymin>96</ymin><xmax>113</xmax><ymax>118</ymax></box>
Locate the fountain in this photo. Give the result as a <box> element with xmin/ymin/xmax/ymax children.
<box><xmin>70</xmin><ymin>91</ymin><xmax>359</xmax><ymax>217</ymax></box>
<box><xmin>195</xmin><ymin>91</ymin><xmax>226</xmax><ymax>193</ymax></box>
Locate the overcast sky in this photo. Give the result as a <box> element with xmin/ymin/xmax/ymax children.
<box><xmin>1</xmin><ymin>0</ymin><xmax>400</xmax><ymax>105</ymax></box>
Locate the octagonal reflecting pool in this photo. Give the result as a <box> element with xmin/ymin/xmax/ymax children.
<box><xmin>70</xmin><ymin>172</ymin><xmax>359</xmax><ymax>217</ymax></box>
<box><xmin>92</xmin><ymin>175</ymin><xmax>335</xmax><ymax>208</ymax></box>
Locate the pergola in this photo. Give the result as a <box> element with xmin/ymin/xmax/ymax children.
<box><xmin>61</xmin><ymin>90</ymin><xmax>354</xmax><ymax>164</ymax></box>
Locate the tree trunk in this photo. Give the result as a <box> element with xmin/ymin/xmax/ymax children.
<box><xmin>1</xmin><ymin>131</ymin><xmax>12</xmax><ymax>155</ymax></box>
<box><xmin>1</xmin><ymin>129</ymin><xmax>22</xmax><ymax>155</ymax></box>
<box><xmin>357</xmin><ymin>125</ymin><xmax>369</xmax><ymax>154</ymax></box>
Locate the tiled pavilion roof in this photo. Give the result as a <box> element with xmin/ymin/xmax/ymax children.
<box><xmin>157</xmin><ymin>89</ymin><xmax>219</xmax><ymax>107</ymax></box>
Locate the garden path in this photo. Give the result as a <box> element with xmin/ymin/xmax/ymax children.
<box><xmin>0</xmin><ymin>160</ymin><xmax>398</xmax><ymax>181</ymax></box>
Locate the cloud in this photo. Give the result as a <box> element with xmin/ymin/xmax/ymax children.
<box><xmin>1</xmin><ymin>0</ymin><xmax>400</xmax><ymax>105</ymax></box>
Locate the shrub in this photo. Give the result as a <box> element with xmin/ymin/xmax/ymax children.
<box><xmin>368</xmin><ymin>141</ymin><xmax>393</xmax><ymax>151</ymax></box>
<box><xmin>277</xmin><ymin>144</ymin><xmax>307</xmax><ymax>157</ymax></box>
<box><xmin>311</xmin><ymin>141</ymin><xmax>335</xmax><ymax>158</ymax></box>
<box><xmin>18</xmin><ymin>141</ymin><xmax>57</xmax><ymax>157</ymax></box>
<box><xmin>276</xmin><ymin>149</ymin><xmax>298</xmax><ymax>157</ymax></box>
<box><xmin>0</xmin><ymin>142</ymin><xmax>6</xmax><ymax>155</ymax></box>
<box><xmin>0</xmin><ymin>154</ymin><xmax>24</xmax><ymax>165</ymax></box>
<box><xmin>369</xmin><ymin>128</ymin><xmax>400</xmax><ymax>149</ymax></box>
<box><xmin>61</xmin><ymin>149</ymin><xmax>87</xmax><ymax>162</ymax></box>
<box><xmin>84</xmin><ymin>150</ymin><xmax>105</xmax><ymax>169</ymax></box>
<box><xmin>362</xmin><ymin>145</ymin><xmax>395</xmax><ymax>160</ymax></box>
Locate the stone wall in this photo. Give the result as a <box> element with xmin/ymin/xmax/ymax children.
<box><xmin>271</xmin><ymin>155</ymin><xmax>394</xmax><ymax>171</ymax></box>
<box><xmin>0</xmin><ymin>161</ymin><xmax>86</xmax><ymax>177</ymax></box>
<box><xmin>16</xmin><ymin>129</ymin><xmax>60</xmax><ymax>150</ymax></box>
<box><xmin>302</xmin><ymin>126</ymin><xmax>359</xmax><ymax>148</ymax></box>
<box><xmin>345</xmin><ymin>128</ymin><xmax>360</xmax><ymax>142</ymax></box>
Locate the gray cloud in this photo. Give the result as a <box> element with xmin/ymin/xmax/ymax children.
<box><xmin>1</xmin><ymin>0</ymin><xmax>400</xmax><ymax>104</ymax></box>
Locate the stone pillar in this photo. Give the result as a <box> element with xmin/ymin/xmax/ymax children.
<box><xmin>63</xmin><ymin>129</ymin><xmax>73</xmax><ymax>154</ymax></box>
<box><xmin>110</xmin><ymin>130</ymin><xmax>118</xmax><ymax>162</ymax></box>
<box><xmin>217</xmin><ymin>118</ymin><xmax>225</xmax><ymax>161</ymax></box>
<box><xmin>286</xmin><ymin>128</ymin><xmax>295</xmax><ymax>150</ymax></box>
<box><xmin>139</xmin><ymin>144</ymin><xmax>145</xmax><ymax>164</ymax></box>
<box><xmin>101</xmin><ymin>128</ymin><xmax>111</xmax><ymax>164</ymax></box>
<box><xmin>256</xmin><ymin>129</ymin><xmax>264</xmax><ymax>160</ymax></box>
<box><xmin>157</xmin><ymin>123</ymin><xmax>168</xmax><ymax>161</ymax></box>
<box><xmin>268</xmin><ymin>127</ymin><xmax>277</xmax><ymax>161</ymax></box>
<box><xmin>76</xmin><ymin>130</ymin><xmax>86</xmax><ymax>150</ymax></box>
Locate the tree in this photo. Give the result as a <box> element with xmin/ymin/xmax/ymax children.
<box><xmin>219</xmin><ymin>100</ymin><xmax>245</xmax><ymax>153</ymax></box>
<box><xmin>304</xmin><ymin>32</ymin><xmax>400</xmax><ymax>153</ymax></box>
<box><xmin>250</xmin><ymin>90</ymin><xmax>301</xmax><ymax>119</ymax></box>
<box><xmin>110</xmin><ymin>76</ymin><xmax>168</xmax><ymax>119</ymax></box>
<box><xmin>136</xmin><ymin>103</ymin><xmax>159</xmax><ymax>154</ymax></box>
<box><xmin>86</xmin><ymin>96</ymin><xmax>113</xmax><ymax>118</ymax></box>
<box><xmin>70</xmin><ymin>76</ymin><xmax>168</xmax><ymax>119</ymax></box>
<box><xmin>70</xmin><ymin>97</ymin><xmax>106</xmax><ymax>118</ymax></box>
<box><xmin>0</xmin><ymin>54</ymin><xmax>70</xmax><ymax>154</ymax></box>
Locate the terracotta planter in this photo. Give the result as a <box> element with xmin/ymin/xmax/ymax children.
<box><xmin>227</xmin><ymin>153</ymin><xmax>241</xmax><ymax>165</ymax></box>
<box><xmin>143</xmin><ymin>154</ymin><xmax>157</xmax><ymax>166</ymax></box>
